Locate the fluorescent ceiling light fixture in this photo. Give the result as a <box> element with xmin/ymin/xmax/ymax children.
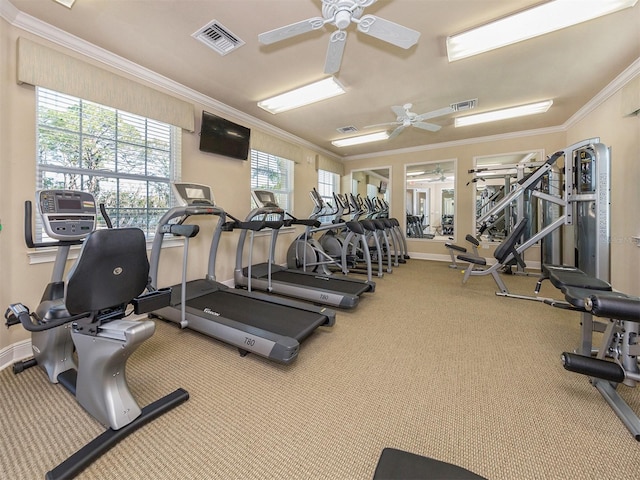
<box><xmin>446</xmin><ymin>0</ymin><xmax>638</xmax><ymax>61</ymax></box>
<box><xmin>53</xmin><ymin>0</ymin><xmax>76</xmax><ymax>7</ymax></box>
<box><xmin>455</xmin><ymin>100</ymin><xmax>553</xmax><ymax>127</ymax></box>
<box><xmin>258</xmin><ymin>77</ymin><xmax>345</xmax><ymax>114</ymax></box>
<box><xmin>332</xmin><ymin>131</ymin><xmax>390</xmax><ymax>147</ymax></box>
<box><xmin>406</xmin><ymin>171</ymin><xmax>425</xmax><ymax>177</ymax></box>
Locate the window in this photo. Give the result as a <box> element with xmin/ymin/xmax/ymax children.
<box><xmin>36</xmin><ymin>88</ymin><xmax>180</xmax><ymax>240</ymax></box>
<box><xmin>317</xmin><ymin>169</ymin><xmax>340</xmax><ymax>223</ymax></box>
<box><xmin>250</xmin><ymin>149</ymin><xmax>293</xmax><ymax>211</ymax></box>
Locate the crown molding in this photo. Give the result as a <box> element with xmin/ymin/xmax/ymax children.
<box><xmin>0</xmin><ymin>0</ymin><xmax>341</xmax><ymax>160</ymax></box>
<box><xmin>563</xmin><ymin>56</ymin><xmax>640</xmax><ymax>128</ymax></box>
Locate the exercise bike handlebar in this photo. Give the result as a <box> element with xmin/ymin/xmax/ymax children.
<box><xmin>5</xmin><ymin>303</ymin><xmax>91</xmax><ymax>332</ymax></box>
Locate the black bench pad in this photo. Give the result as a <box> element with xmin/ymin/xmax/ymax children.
<box><xmin>457</xmin><ymin>254</ymin><xmax>486</xmax><ymax>266</ymax></box>
<box><xmin>543</xmin><ymin>265</ymin><xmax>611</xmax><ymax>291</ymax></box>
<box><xmin>445</xmin><ymin>243</ymin><xmax>467</xmax><ymax>253</ymax></box>
<box><xmin>373</xmin><ymin>448</ymin><xmax>487</xmax><ymax>480</ymax></box>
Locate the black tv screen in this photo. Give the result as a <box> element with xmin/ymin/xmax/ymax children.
<box><xmin>199</xmin><ymin>111</ymin><xmax>250</xmax><ymax>160</ymax></box>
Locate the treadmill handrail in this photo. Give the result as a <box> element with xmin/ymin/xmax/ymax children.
<box><xmin>235</xmin><ymin>205</ymin><xmax>286</xmax><ymax>276</ymax></box>
<box><xmin>149</xmin><ymin>204</ymin><xmax>227</xmax><ymax>287</ymax></box>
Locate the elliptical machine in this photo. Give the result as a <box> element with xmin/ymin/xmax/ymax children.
<box><xmin>5</xmin><ymin>190</ymin><xmax>188</xmax><ymax>479</ymax></box>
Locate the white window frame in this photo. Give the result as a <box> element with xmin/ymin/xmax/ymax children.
<box><xmin>317</xmin><ymin>169</ymin><xmax>340</xmax><ymax>223</ymax></box>
<box><xmin>250</xmin><ymin>149</ymin><xmax>294</xmax><ymax>212</ymax></box>
<box><xmin>35</xmin><ymin>87</ymin><xmax>181</xmax><ymax>243</ymax></box>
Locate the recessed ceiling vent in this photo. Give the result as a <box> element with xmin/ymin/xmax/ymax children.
<box><xmin>337</xmin><ymin>125</ymin><xmax>358</xmax><ymax>134</ymax></box>
<box><xmin>192</xmin><ymin>20</ymin><xmax>245</xmax><ymax>56</ymax></box>
<box><xmin>450</xmin><ymin>98</ymin><xmax>477</xmax><ymax>112</ymax></box>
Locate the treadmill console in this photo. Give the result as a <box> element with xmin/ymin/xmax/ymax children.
<box><xmin>172</xmin><ymin>183</ymin><xmax>216</xmax><ymax>207</ymax></box>
<box><xmin>37</xmin><ymin>190</ymin><xmax>97</xmax><ymax>240</ymax></box>
<box><xmin>251</xmin><ymin>190</ymin><xmax>279</xmax><ymax>208</ymax></box>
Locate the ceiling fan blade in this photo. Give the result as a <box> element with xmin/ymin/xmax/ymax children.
<box><xmin>356</xmin><ymin>15</ymin><xmax>420</xmax><ymax>49</ymax></box>
<box><xmin>413</xmin><ymin>122</ymin><xmax>441</xmax><ymax>132</ymax></box>
<box><xmin>414</xmin><ymin>106</ymin><xmax>455</xmax><ymax>122</ymax></box>
<box><xmin>324</xmin><ymin>30</ymin><xmax>347</xmax><ymax>74</ymax></box>
<box><xmin>391</xmin><ymin>105</ymin><xmax>410</xmax><ymax>118</ymax></box>
<box><xmin>388</xmin><ymin>125</ymin><xmax>405</xmax><ymax>139</ymax></box>
<box><xmin>258</xmin><ymin>17</ymin><xmax>325</xmax><ymax>45</ymax></box>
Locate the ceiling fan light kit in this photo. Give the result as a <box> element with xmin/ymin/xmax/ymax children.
<box><xmin>446</xmin><ymin>0</ymin><xmax>638</xmax><ymax>61</ymax></box>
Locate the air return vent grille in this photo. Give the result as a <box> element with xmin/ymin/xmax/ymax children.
<box><xmin>450</xmin><ymin>98</ymin><xmax>477</xmax><ymax>112</ymax></box>
<box><xmin>337</xmin><ymin>125</ymin><xmax>358</xmax><ymax>134</ymax></box>
<box><xmin>192</xmin><ymin>20</ymin><xmax>245</xmax><ymax>56</ymax></box>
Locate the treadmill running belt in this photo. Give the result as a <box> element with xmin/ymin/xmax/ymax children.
<box><xmin>270</xmin><ymin>270</ymin><xmax>370</xmax><ymax>295</ymax></box>
<box><xmin>187</xmin><ymin>291</ymin><xmax>326</xmax><ymax>341</ymax></box>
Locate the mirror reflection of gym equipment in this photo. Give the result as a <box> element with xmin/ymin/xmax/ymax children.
<box><xmin>350</xmin><ymin>168</ymin><xmax>390</xmax><ymax>204</ymax></box>
<box><xmin>470</xmin><ymin>150</ymin><xmax>545</xmax><ymax>244</ymax></box>
<box><xmin>405</xmin><ymin>160</ymin><xmax>456</xmax><ymax>240</ymax></box>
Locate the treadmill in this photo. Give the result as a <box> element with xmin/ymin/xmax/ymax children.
<box><xmin>148</xmin><ymin>183</ymin><xmax>336</xmax><ymax>365</ymax></box>
<box><xmin>234</xmin><ymin>190</ymin><xmax>375</xmax><ymax>309</ymax></box>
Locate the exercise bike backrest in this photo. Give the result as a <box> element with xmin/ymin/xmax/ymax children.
<box><xmin>65</xmin><ymin>227</ymin><xmax>149</xmax><ymax>316</ymax></box>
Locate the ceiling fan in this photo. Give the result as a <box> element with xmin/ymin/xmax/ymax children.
<box><xmin>258</xmin><ymin>0</ymin><xmax>421</xmax><ymax>74</ymax></box>
<box><xmin>426</xmin><ymin>164</ymin><xmax>454</xmax><ymax>182</ymax></box>
<box><xmin>366</xmin><ymin>104</ymin><xmax>455</xmax><ymax>139</ymax></box>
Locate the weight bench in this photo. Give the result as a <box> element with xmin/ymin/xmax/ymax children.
<box><xmin>445</xmin><ymin>234</ymin><xmax>480</xmax><ymax>269</ymax></box>
<box><xmin>373</xmin><ymin>448</ymin><xmax>486</xmax><ymax>480</ymax></box>
<box><xmin>539</xmin><ymin>264</ymin><xmax>640</xmax><ymax>440</ymax></box>
<box><xmin>456</xmin><ymin>218</ymin><xmax>528</xmax><ymax>294</ymax></box>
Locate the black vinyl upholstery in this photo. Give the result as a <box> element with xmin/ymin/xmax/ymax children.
<box><xmin>65</xmin><ymin>228</ymin><xmax>149</xmax><ymax>314</ymax></box>
<box><xmin>493</xmin><ymin>217</ymin><xmax>527</xmax><ymax>264</ymax></box>
<box><xmin>373</xmin><ymin>448</ymin><xmax>487</xmax><ymax>480</ymax></box>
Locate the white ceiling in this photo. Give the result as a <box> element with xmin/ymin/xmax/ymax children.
<box><xmin>7</xmin><ymin>0</ymin><xmax>640</xmax><ymax>158</ymax></box>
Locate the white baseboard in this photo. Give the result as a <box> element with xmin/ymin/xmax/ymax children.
<box><xmin>407</xmin><ymin>253</ymin><xmax>541</xmax><ymax>270</ymax></box>
<box><xmin>0</xmin><ymin>340</ymin><xmax>33</xmax><ymax>372</ymax></box>
<box><xmin>407</xmin><ymin>252</ymin><xmax>454</xmax><ymax>262</ymax></box>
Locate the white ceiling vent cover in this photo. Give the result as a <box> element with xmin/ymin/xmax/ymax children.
<box><xmin>450</xmin><ymin>98</ymin><xmax>477</xmax><ymax>112</ymax></box>
<box><xmin>192</xmin><ymin>20</ymin><xmax>245</xmax><ymax>56</ymax></box>
<box><xmin>337</xmin><ymin>125</ymin><xmax>358</xmax><ymax>134</ymax></box>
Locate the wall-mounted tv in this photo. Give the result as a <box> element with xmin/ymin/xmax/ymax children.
<box><xmin>199</xmin><ymin>111</ymin><xmax>251</xmax><ymax>160</ymax></box>
<box><xmin>378</xmin><ymin>181</ymin><xmax>388</xmax><ymax>194</ymax></box>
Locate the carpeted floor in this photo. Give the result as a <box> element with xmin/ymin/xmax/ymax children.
<box><xmin>2</xmin><ymin>259</ymin><xmax>640</xmax><ymax>479</ymax></box>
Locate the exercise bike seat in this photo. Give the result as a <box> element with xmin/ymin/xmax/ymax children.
<box><xmin>64</xmin><ymin>227</ymin><xmax>157</xmax><ymax>430</ymax></box>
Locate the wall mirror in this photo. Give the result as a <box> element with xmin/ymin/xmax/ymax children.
<box><xmin>348</xmin><ymin>168</ymin><xmax>391</xmax><ymax>217</ymax></box>
<box><xmin>405</xmin><ymin>159</ymin><xmax>456</xmax><ymax>240</ymax></box>
<box><xmin>471</xmin><ymin>150</ymin><xmax>545</xmax><ymax>243</ymax></box>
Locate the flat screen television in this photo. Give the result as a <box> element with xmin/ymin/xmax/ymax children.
<box><xmin>199</xmin><ymin>111</ymin><xmax>251</xmax><ymax>160</ymax></box>
<box><xmin>378</xmin><ymin>181</ymin><xmax>388</xmax><ymax>194</ymax></box>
